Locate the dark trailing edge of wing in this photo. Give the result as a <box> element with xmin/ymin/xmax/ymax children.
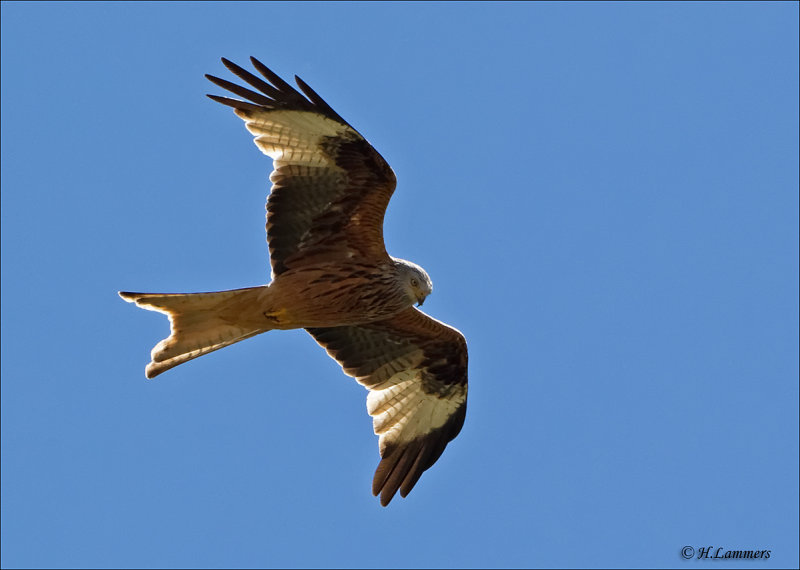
<box><xmin>205</xmin><ymin>56</ymin><xmax>350</xmax><ymax>126</ymax></box>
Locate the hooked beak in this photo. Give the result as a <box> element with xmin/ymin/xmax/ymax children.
<box><xmin>416</xmin><ymin>295</ymin><xmax>425</xmax><ymax>307</ymax></box>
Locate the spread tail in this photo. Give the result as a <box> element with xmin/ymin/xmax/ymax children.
<box><xmin>119</xmin><ymin>286</ymin><xmax>269</xmax><ymax>378</ymax></box>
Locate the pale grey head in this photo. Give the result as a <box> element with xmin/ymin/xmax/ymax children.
<box><xmin>392</xmin><ymin>257</ymin><xmax>433</xmax><ymax>307</ymax></box>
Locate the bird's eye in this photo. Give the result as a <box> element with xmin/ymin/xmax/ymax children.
<box><xmin>410</xmin><ymin>278</ymin><xmax>419</xmax><ymax>288</ymax></box>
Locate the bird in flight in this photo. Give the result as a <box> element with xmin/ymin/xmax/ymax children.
<box><xmin>120</xmin><ymin>57</ymin><xmax>468</xmax><ymax>506</ymax></box>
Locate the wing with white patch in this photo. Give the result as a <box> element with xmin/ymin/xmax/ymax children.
<box><xmin>206</xmin><ymin>57</ymin><xmax>396</xmax><ymax>277</ymax></box>
<box><xmin>307</xmin><ymin>307</ymin><xmax>468</xmax><ymax>506</ymax></box>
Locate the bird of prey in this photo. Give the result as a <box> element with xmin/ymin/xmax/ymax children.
<box><xmin>120</xmin><ymin>57</ymin><xmax>468</xmax><ymax>506</ymax></box>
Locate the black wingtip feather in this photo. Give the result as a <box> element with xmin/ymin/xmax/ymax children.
<box><xmin>294</xmin><ymin>74</ymin><xmax>346</xmax><ymax>124</ymax></box>
<box><xmin>219</xmin><ymin>58</ymin><xmax>285</xmax><ymax>101</ymax></box>
<box><xmin>399</xmin><ymin>442</ymin><xmax>434</xmax><ymax>498</ymax></box>
<box><xmin>374</xmin><ymin>446</ymin><xmax>405</xmax><ymax>506</ymax></box>
<box><xmin>205</xmin><ymin>94</ymin><xmax>264</xmax><ymax>114</ymax></box>
<box><xmin>205</xmin><ymin>74</ymin><xmax>274</xmax><ymax>106</ymax></box>
<box><xmin>380</xmin><ymin>440</ymin><xmax>423</xmax><ymax>506</ymax></box>
<box><xmin>372</xmin><ymin>445</ymin><xmax>401</xmax><ymax>497</ymax></box>
<box><xmin>249</xmin><ymin>56</ymin><xmax>297</xmax><ymax>95</ymax></box>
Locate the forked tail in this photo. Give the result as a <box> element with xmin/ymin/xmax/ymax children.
<box><xmin>119</xmin><ymin>286</ymin><xmax>269</xmax><ymax>378</ymax></box>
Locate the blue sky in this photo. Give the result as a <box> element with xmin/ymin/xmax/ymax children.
<box><xmin>1</xmin><ymin>2</ymin><xmax>798</xmax><ymax>568</ymax></box>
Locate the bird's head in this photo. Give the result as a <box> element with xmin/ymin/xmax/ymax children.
<box><xmin>394</xmin><ymin>258</ymin><xmax>433</xmax><ymax>307</ymax></box>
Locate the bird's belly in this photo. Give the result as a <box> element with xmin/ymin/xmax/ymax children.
<box><xmin>263</xmin><ymin>265</ymin><xmax>409</xmax><ymax>328</ymax></box>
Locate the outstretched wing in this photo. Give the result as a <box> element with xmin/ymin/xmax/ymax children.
<box><xmin>206</xmin><ymin>57</ymin><xmax>396</xmax><ymax>277</ymax></box>
<box><xmin>307</xmin><ymin>308</ymin><xmax>468</xmax><ymax>506</ymax></box>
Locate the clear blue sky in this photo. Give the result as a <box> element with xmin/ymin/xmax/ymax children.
<box><xmin>2</xmin><ymin>2</ymin><xmax>798</xmax><ymax>568</ymax></box>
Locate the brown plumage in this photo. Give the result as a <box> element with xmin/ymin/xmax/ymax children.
<box><xmin>120</xmin><ymin>57</ymin><xmax>468</xmax><ymax>505</ymax></box>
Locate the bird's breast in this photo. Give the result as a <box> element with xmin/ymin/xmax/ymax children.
<box><xmin>267</xmin><ymin>263</ymin><xmax>410</xmax><ymax>327</ymax></box>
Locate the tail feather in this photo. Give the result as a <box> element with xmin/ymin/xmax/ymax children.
<box><xmin>119</xmin><ymin>287</ymin><xmax>269</xmax><ymax>378</ymax></box>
